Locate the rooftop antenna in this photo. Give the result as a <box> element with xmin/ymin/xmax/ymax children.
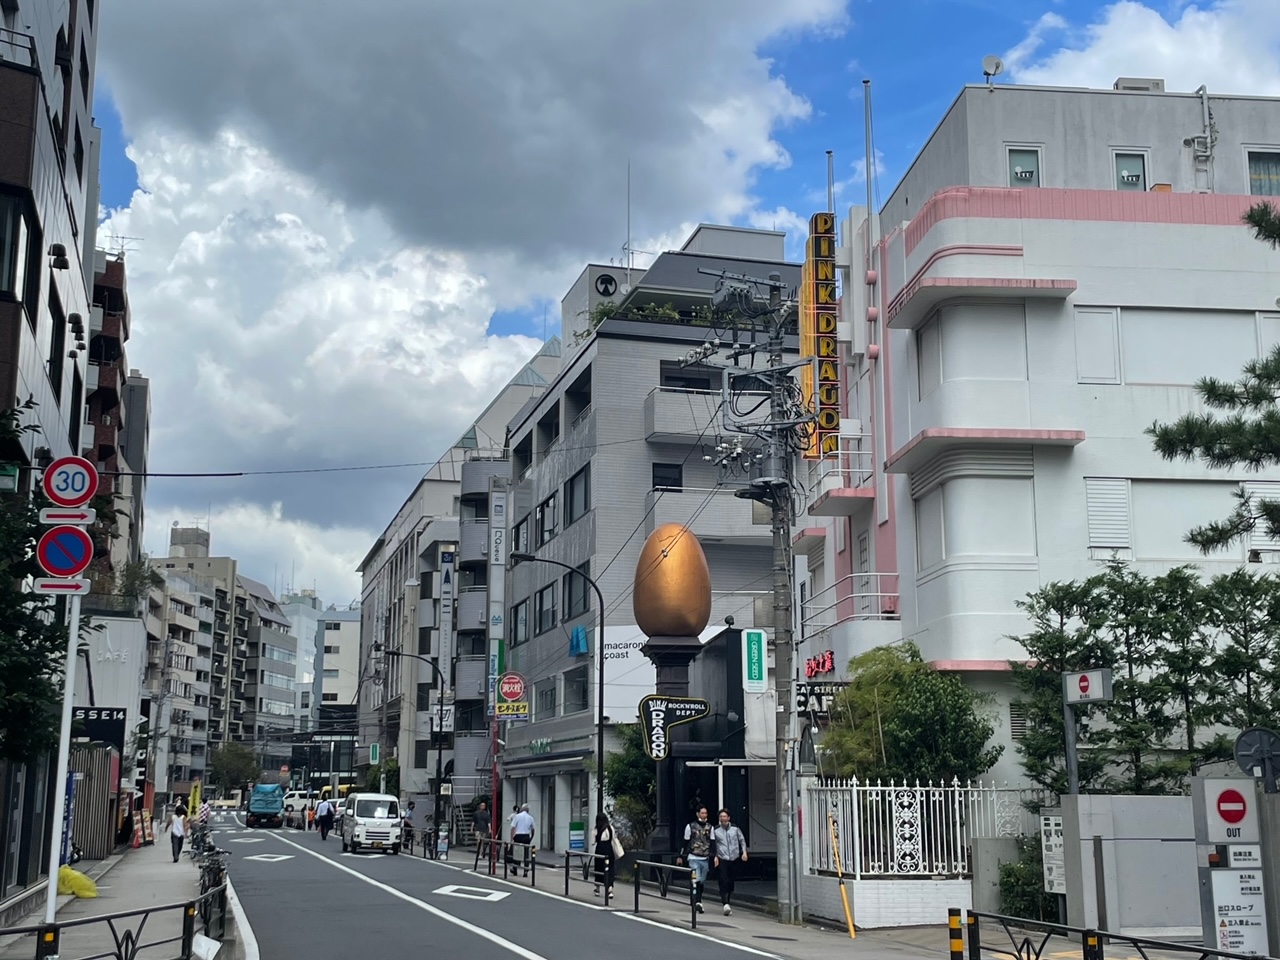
<box><xmin>982</xmin><ymin>55</ymin><xmax>1004</xmax><ymax>87</ymax></box>
<box><xmin>626</xmin><ymin>159</ymin><xmax>632</xmax><ymax>289</ymax></box>
<box><xmin>826</xmin><ymin>150</ymin><xmax>835</xmax><ymax>214</ymax></box>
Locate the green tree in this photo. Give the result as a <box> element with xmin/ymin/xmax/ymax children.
<box><xmin>1152</xmin><ymin>566</ymin><xmax>1221</xmax><ymax>773</ymax></box>
<box><xmin>1245</xmin><ymin>199</ymin><xmax>1280</xmax><ymax>249</ymax></box>
<box><xmin>366</xmin><ymin>759</ymin><xmax>400</xmax><ymax>796</ymax></box>
<box><xmin>1148</xmin><ymin>342</ymin><xmax>1280</xmax><ymax>553</ymax></box>
<box><xmin>1206</xmin><ymin>569</ymin><xmax>1280</xmax><ymax>732</ymax></box>
<box><xmin>209</xmin><ymin>742</ymin><xmax>261</xmax><ymax>788</ymax></box>
<box><xmin>821</xmin><ymin>643</ymin><xmax>1003</xmax><ymax>783</ymax></box>
<box><xmin>603</xmin><ymin>723</ymin><xmax>656</xmax><ymax>845</ymax></box>
<box><xmin>1009</xmin><ymin>580</ymin><xmax>1111</xmax><ymax>795</ymax></box>
<box><xmin>0</xmin><ymin>401</ymin><xmax>71</xmax><ymax>763</ymax></box>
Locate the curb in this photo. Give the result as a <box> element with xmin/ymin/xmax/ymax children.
<box><xmin>223</xmin><ymin>876</ymin><xmax>259</xmax><ymax>960</ymax></box>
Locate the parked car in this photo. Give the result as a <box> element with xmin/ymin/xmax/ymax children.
<box><xmin>340</xmin><ymin>793</ymin><xmax>402</xmax><ymax>854</ymax></box>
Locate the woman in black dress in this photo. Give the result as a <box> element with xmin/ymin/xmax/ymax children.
<box><xmin>592</xmin><ymin>813</ymin><xmax>616</xmax><ymax>901</ymax></box>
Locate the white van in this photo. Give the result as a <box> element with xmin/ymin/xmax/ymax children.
<box><xmin>339</xmin><ymin>792</ymin><xmax>402</xmax><ymax>854</ymax></box>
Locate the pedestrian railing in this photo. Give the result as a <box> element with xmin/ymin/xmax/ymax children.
<box><xmin>563</xmin><ymin>850</ymin><xmax>613</xmax><ymax>904</ymax></box>
<box><xmin>956</xmin><ymin>908</ymin><xmax>1273</xmax><ymax>960</ymax></box>
<box><xmin>0</xmin><ymin>883</ymin><xmax>226</xmax><ymax>960</ymax></box>
<box><xmin>632</xmin><ymin>859</ymin><xmax>698</xmax><ymax>929</ymax></box>
<box><xmin>469</xmin><ymin>837</ymin><xmax>537</xmax><ymax>884</ymax></box>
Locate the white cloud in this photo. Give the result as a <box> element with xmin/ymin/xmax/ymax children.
<box><xmin>1006</xmin><ymin>1</ymin><xmax>1280</xmax><ymax>94</ymax></box>
<box><xmin>95</xmin><ymin>3</ymin><xmax>849</xmax><ymax>603</ymax></box>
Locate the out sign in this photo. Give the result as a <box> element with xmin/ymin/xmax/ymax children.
<box><xmin>1203</xmin><ymin>779</ymin><xmax>1260</xmax><ymax>844</ymax></box>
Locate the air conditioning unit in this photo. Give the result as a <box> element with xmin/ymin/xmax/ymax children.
<box><xmin>101</xmin><ymin>414</ymin><xmax>112</xmax><ymax>426</ymax></box>
<box><xmin>753</xmin><ymin>596</ymin><xmax>775</xmax><ymax>629</ymax></box>
<box><xmin>1113</xmin><ymin>77</ymin><xmax>1165</xmax><ymax>92</ymax></box>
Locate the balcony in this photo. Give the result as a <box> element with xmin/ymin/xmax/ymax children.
<box><xmin>458</xmin><ymin>517</ymin><xmax>489</xmax><ymax>566</ymax></box>
<box><xmin>805</xmin><ymin>435</ymin><xmax>876</xmax><ymax>518</ymax></box>
<box><xmin>885</xmin><ymin>427</ymin><xmax>1085</xmax><ymax>475</ymax></box>
<box><xmin>460</xmin><ymin>458</ymin><xmax>509</xmax><ymax>499</ymax></box>
<box><xmin>86</xmin><ymin>360</ymin><xmax>123</xmax><ymax>400</ymax></box>
<box><xmin>454</xmin><ymin>656</ymin><xmax>487</xmax><ymax>699</ymax></box>
<box><xmin>456</xmin><ymin>587</ymin><xmax>488</xmax><ymax>632</ymax></box>
<box><xmin>644</xmin><ymin>487</ymin><xmax>771</xmax><ymax>546</ymax></box>
<box><xmin>645</xmin><ymin>387</ymin><xmax>768</xmax><ymax>444</ymax></box>
<box><xmin>417</xmin><ymin>601</ymin><xmax>437</xmax><ymax>629</ymax></box>
<box><xmin>801</xmin><ymin>572</ymin><xmax>900</xmax><ymax>639</ymax></box>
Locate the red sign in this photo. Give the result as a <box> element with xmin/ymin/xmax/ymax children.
<box><xmin>1078</xmin><ymin>674</ymin><xmax>1091</xmax><ymax>695</ymax></box>
<box><xmin>41</xmin><ymin>456</ymin><xmax>99</xmax><ymax>508</ymax></box>
<box><xmin>1218</xmin><ymin>788</ymin><xmax>1248</xmax><ymax>825</ymax></box>
<box><xmin>36</xmin><ymin>525</ymin><xmax>94</xmax><ymax>578</ymax></box>
<box><xmin>498</xmin><ymin>673</ymin><xmax>526</xmax><ymax>701</ymax></box>
<box><xmin>805</xmin><ymin>650</ymin><xmax>835</xmax><ymax>679</ymax></box>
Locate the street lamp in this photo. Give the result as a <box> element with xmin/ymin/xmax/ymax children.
<box><xmin>377</xmin><ymin>646</ymin><xmax>447</xmax><ymax>854</ymax></box>
<box><xmin>508</xmin><ymin>552</ymin><xmax>608</xmax><ymax>826</ymax></box>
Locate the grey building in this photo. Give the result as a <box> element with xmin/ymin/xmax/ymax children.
<box><xmin>499</xmin><ymin>224</ymin><xmax>800</xmax><ymax>852</ymax></box>
<box><xmin>238</xmin><ymin>576</ymin><xmax>298</xmax><ymax>772</ymax></box>
<box><xmin>118</xmin><ymin>369</ymin><xmax>150</xmax><ymax>564</ymax></box>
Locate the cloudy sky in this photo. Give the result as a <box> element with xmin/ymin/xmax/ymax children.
<box><xmin>88</xmin><ymin>0</ymin><xmax>1280</xmax><ymax>604</ymax></box>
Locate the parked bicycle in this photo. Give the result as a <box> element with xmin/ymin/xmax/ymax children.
<box><xmin>194</xmin><ymin>845</ymin><xmax>231</xmax><ymax>937</ymax></box>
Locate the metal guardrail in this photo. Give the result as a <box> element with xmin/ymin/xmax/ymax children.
<box><xmin>632</xmin><ymin>858</ymin><xmax>698</xmax><ymax>929</ymax></box>
<box><xmin>960</xmin><ymin>908</ymin><xmax>1277</xmax><ymax>960</ymax></box>
<box><xmin>0</xmin><ymin>883</ymin><xmax>226</xmax><ymax>960</ymax></box>
<box><xmin>563</xmin><ymin>850</ymin><xmax>614</xmax><ymax>904</ymax></box>
<box><xmin>472</xmin><ymin>837</ymin><xmax>538</xmax><ymax>885</ymax></box>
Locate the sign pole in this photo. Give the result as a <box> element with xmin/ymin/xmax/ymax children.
<box><xmin>1062</xmin><ymin>695</ymin><xmax>1080</xmax><ymax>796</ymax></box>
<box><xmin>45</xmin><ymin>592</ymin><xmax>83</xmax><ymax>924</ymax></box>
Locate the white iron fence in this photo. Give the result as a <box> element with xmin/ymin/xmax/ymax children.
<box><xmin>802</xmin><ymin>778</ymin><xmax>1047</xmax><ymax>878</ymax></box>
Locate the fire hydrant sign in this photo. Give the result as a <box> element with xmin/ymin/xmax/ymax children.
<box><xmin>1210</xmin><ymin>870</ymin><xmax>1269</xmax><ymax>956</ymax></box>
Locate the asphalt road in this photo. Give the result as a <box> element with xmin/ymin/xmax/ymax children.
<box><xmin>214</xmin><ymin>813</ymin><xmax>786</xmax><ymax>960</ymax></box>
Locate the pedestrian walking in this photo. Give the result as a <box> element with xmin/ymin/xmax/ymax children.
<box><xmin>402</xmin><ymin>801</ymin><xmax>417</xmax><ymax>852</ymax></box>
<box><xmin>167</xmin><ymin>801</ymin><xmax>188</xmax><ymax>863</ymax></box>
<box><xmin>712</xmin><ymin>808</ymin><xmax>749</xmax><ymax>916</ymax></box>
<box><xmin>676</xmin><ymin>805</ymin><xmax>713</xmax><ymax>913</ymax></box>
<box><xmin>315</xmin><ymin>798</ymin><xmax>335</xmax><ymax>840</ymax></box>
<box><xmin>472</xmin><ymin>800</ymin><xmax>491</xmax><ymax>852</ymax></box>
<box><xmin>504</xmin><ymin>804</ymin><xmax>519</xmax><ymax>865</ymax></box>
<box><xmin>510</xmin><ymin>803</ymin><xmax>535</xmax><ymax>877</ymax></box>
<box><xmin>307</xmin><ymin>805</ymin><xmax>316</xmax><ymax>831</ymax></box>
<box><xmin>592</xmin><ymin>813</ymin><xmax>623</xmax><ymax>901</ymax></box>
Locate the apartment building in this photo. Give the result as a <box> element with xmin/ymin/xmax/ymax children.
<box><xmin>499</xmin><ymin>224</ymin><xmax>799</xmax><ymax>851</ymax></box>
<box><xmin>358</xmin><ymin>339</ymin><xmax>561</xmax><ymax>801</ymax></box>
<box><xmin>280</xmin><ymin>590</ymin><xmax>324</xmax><ymax>733</ymax></box>
<box><xmin>0</xmin><ymin>0</ymin><xmax>105</xmax><ymax>912</ymax></box>
<box><xmin>794</xmin><ymin>78</ymin><xmax>1280</xmax><ymax>782</ymax></box>
<box><xmin>313</xmin><ymin>605</ymin><xmax>360</xmax><ymax>789</ymax></box>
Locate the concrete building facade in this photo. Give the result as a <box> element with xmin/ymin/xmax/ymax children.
<box><xmin>499</xmin><ymin>225</ymin><xmax>799</xmax><ymax>852</ymax></box>
<box><xmin>794</xmin><ymin>79</ymin><xmax>1280</xmax><ymax>783</ymax></box>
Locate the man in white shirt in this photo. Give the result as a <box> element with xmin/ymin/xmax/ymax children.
<box><xmin>510</xmin><ymin>803</ymin><xmax>535</xmax><ymax>877</ymax></box>
<box><xmin>315</xmin><ymin>799</ymin><xmax>335</xmax><ymax>841</ymax></box>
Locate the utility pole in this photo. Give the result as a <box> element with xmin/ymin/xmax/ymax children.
<box><xmin>685</xmin><ymin>268</ymin><xmax>811</xmax><ymax>925</ymax></box>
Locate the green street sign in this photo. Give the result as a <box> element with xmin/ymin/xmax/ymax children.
<box><xmin>369</xmin><ymin>743</ymin><xmax>380</xmax><ymax>764</ymax></box>
<box><xmin>743</xmin><ymin>629</ymin><xmax>768</xmax><ymax>694</ymax></box>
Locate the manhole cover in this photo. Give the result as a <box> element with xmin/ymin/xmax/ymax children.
<box><xmin>753</xmin><ymin>935</ymin><xmax>800</xmax><ymax>942</ymax></box>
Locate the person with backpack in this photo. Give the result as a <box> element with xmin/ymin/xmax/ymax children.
<box><xmin>676</xmin><ymin>805</ymin><xmax>713</xmax><ymax>914</ymax></box>
<box><xmin>712</xmin><ymin>808</ymin><xmax>749</xmax><ymax>916</ymax></box>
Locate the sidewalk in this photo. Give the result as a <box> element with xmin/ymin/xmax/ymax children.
<box><xmin>466</xmin><ymin>845</ymin><xmax>954</xmax><ymax>960</ymax></box>
<box><xmin>0</xmin><ymin>845</ymin><xmax>200</xmax><ymax>960</ymax></box>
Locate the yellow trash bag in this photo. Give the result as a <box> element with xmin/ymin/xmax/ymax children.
<box><xmin>57</xmin><ymin>865</ymin><xmax>98</xmax><ymax>898</ymax></box>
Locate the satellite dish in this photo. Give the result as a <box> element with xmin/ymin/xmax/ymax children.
<box><xmin>1234</xmin><ymin>726</ymin><xmax>1280</xmax><ymax>794</ymax></box>
<box><xmin>982</xmin><ymin>55</ymin><xmax>1005</xmax><ymax>80</ymax></box>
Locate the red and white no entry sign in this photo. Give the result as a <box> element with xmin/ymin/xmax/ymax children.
<box><xmin>1217</xmin><ymin>788</ymin><xmax>1247</xmax><ymax>825</ymax></box>
<box><xmin>498</xmin><ymin>673</ymin><xmax>526</xmax><ymax>701</ymax></box>
<box><xmin>1078</xmin><ymin>674</ymin><xmax>1091</xmax><ymax>695</ymax></box>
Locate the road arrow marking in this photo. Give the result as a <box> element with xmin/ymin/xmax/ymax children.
<box><xmin>229</xmin><ymin>838</ymin><xmax>265</xmax><ymax>843</ymax></box>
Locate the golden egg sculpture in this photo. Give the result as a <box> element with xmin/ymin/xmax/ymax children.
<box><xmin>633</xmin><ymin>522</ymin><xmax>713</xmax><ymax>637</ymax></box>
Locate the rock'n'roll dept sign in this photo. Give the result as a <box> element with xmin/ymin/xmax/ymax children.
<box><xmin>639</xmin><ymin>695</ymin><xmax>710</xmax><ymax>761</ymax></box>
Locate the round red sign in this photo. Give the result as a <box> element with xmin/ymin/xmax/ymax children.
<box><xmin>1218</xmin><ymin>788</ymin><xmax>1248</xmax><ymax>824</ymax></box>
<box><xmin>498</xmin><ymin>674</ymin><xmax>525</xmax><ymax>701</ymax></box>
<box><xmin>1078</xmin><ymin>674</ymin><xmax>1091</xmax><ymax>695</ymax></box>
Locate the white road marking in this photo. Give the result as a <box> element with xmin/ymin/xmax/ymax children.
<box><xmin>433</xmin><ymin>884</ymin><xmax>510</xmax><ymax>902</ymax></box>
<box><xmin>242</xmin><ymin>854</ymin><xmax>293</xmax><ymax>863</ymax></box>
<box><xmin>264</xmin><ymin>832</ymin><xmax>551</xmax><ymax>960</ymax></box>
<box><xmin>617</xmin><ymin>913</ymin><xmax>784</xmax><ymax>960</ymax></box>
<box><xmin>229</xmin><ymin>838</ymin><xmax>265</xmax><ymax>844</ymax></box>
<box><xmin>225</xmin><ymin>877</ymin><xmax>261</xmax><ymax>960</ymax></box>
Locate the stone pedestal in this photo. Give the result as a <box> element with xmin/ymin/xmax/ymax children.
<box><xmin>641</xmin><ymin>635</ymin><xmax>702</xmax><ymax>857</ymax></box>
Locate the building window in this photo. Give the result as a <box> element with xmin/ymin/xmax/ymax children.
<box><xmin>513</xmin><ymin>515</ymin><xmax>530</xmax><ymax>553</ymax></box>
<box><xmin>46</xmin><ymin>283</ymin><xmax>66</xmax><ymax>402</ymax></box>
<box><xmin>73</xmin><ymin>121</ymin><xmax>84</xmax><ymax>183</ymax></box>
<box><xmin>565</xmin><ymin>467</ymin><xmax>590</xmax><ymax>526</ymax></box>
<box><xmin>652</xmin><ymin>463</ymin><xmax>683</xmax><ymax>490</ymax></box>
<box><xmin>78</xmin><ymin>37</ymin><xmax>90</xmax><ymax>102</ymax></box>
<box><xmin>535</xmin><ymin>495</ymin><xmax>557</xmax><ymax>546</ymax></box>
<box><xmin>262</xmin><ymin>670</ymin><xmax>296</xmax><ymax>690</ymax></box>
<box><xmin>260</xmin><ymin>698</ymin><xmax>293</xmax><ymax>717</ymax></box>
<box><xmin>1007</xmin><ymin>147</ymin><xmax>1041</xmax><ymax>187</ymax></box>
<box><xmin>534</xmin><ymin>678</ymin><xmax>557</xmax><ymax>720</ymax></box>
<box><xmin>322</xmin><ymin>669</ymin><xmax>340</xmax><ymax>680</ymax></box>
<box><xmin>414</xmin><ymin>739</ymin><xmax>433</xmax><ymax>768</ymax></box>
<box><xmin>324</xmin><ymin>645</ymin><xmax>339</xmax><ymax>654</ymax></box>
<box><xmin>262</xmin><ymin>644</ymin><xmax>296</xmax><ymax>664</ymax></box>
<box><xmin>1010</xmin><ymin>703</ymin><xmax>1028</xmax><ymax>742</ymax></box>
<box><xmin>563</xmin><ymin>562</ymin><xmax>591</xmax><ymax>619</ymax></box>
<box><xmin>510</xmin><ymin>600</ymin><xmax>529</xmax><ymax>646</ymax></box>
<box><xmin>563</xmin><ymin>666</ymin><xmax>589</xmax><ymax>715</ymax></box>
<box><xmin>1248</xmin><ymin>151</ymin><xmax>1280</xmax><ymax>197</ymax></box>
<box><xmin>325</xmin><ymin>621</ymin><xmax>341</xmax><ymax>631</ymax></box>
<box><xmin>322</xmin><ymin>693</ymin><xmax>338</xmax><ymax>702</ymax></box>
<box><xmin>1114</xmin><ymin>152</ymin><xmax>1146</xmax><ymax>191</ymax></box>
<box><xmin>416</xmin><ymin>682</ymin><xmax>433</xmax><ymax>711</ymax></box>
<box><xmin>534</xmin><ymin>584</ymin><xmax>556</xmax><ymax>635</ymax></box>
<box><xmin>0</xmin><ymin>196</ymin><xmax>30</xmax><ymax>307</ymax></box>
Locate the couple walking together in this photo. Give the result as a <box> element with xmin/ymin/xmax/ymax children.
<box><xmin>676</xmin><ymin>806</ymin><xmax>749</xmax><ymax>915</ymax></box>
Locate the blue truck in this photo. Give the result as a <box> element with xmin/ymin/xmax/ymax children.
<box><xmin>246</xmin><ymin>782</ymin><xmax>285</xmax><ymax>828</ymax></box>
